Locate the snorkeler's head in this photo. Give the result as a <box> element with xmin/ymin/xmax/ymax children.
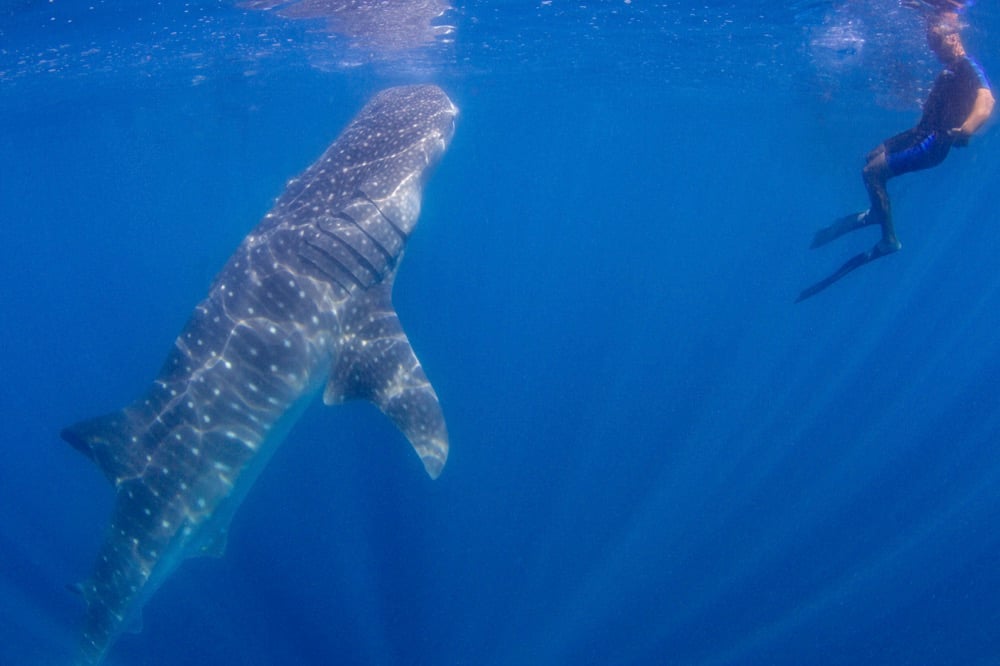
<box><xmin>926</xmin><ymin>12</ymin><xmax>966</xmax><ymax>61</ymax></box>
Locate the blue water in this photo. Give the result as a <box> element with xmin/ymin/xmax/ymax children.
<box><xmin>3</xmin><ymin>1</ymin><xmax>1000</xmax><ymax>664</ymax></box>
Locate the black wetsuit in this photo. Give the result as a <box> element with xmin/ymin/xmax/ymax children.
<box><xmin>884</xmin><ymin>55</ymin><xmax>990</xmax><ymax>175</ymax></box>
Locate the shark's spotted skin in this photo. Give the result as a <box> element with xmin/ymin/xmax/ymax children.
<box><xmin>62</xmin><ymin>84</ymin><xmax>456</xmax><ymax>665</ymax></box>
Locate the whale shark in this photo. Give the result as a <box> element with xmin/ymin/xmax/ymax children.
<box><xmin>61</xmin><ymin>84</ymin><xmax>457</xmax><ymax>664</ymax></box>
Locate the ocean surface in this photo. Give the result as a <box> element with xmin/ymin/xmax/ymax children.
<box><xmin>2</xmin><ymin>1</ymin><xmax>1000</xmax><ymax>664</ymax></box>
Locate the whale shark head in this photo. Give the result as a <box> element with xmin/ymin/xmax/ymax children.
<box><xmin>363</xmin><ymin>85</ymin><xmax>456</xmax><ymax>234</ymax></box>
<box><xmin>315</xmin><ymin>84</ymin><xmax>458</xmax><ymax>239</ymax></box>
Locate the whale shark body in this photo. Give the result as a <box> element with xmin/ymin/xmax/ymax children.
<box><xmin>62</xmin><ymin>84</ymin><xmax>457</xmax><ymax>664</ymax></box>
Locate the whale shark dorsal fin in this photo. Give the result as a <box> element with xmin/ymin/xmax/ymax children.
<box><xmin>61</xmin><ymin>411</ymin><xmax>144</xmax><ymax>486</ymax></box>
<box><xmin>323</xmin><ymin>282</ymin><xmax>448</xmax><ymax>479</ymax></box>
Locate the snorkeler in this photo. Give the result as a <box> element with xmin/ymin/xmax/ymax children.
<box><xmin>798</xmin><ymin>8</ymin><xmax>994</xmax><ymax>302</ymax></box>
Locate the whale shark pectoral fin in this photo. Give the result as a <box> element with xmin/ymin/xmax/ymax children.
<box><xmin>371</xmin><ymin>358</ymin><xmax>449</xmax><ymax>480</ymax></box>
<box><xmin>61</xmin><ymin>411</ymin><xmax>145</xmax><ymax>486</ymax></box>
<box><xmin>323</xmin><ymin>324</ymin><xmax>449</xmax><ymax>479</ymax></box>
<box><xmin>324</xmin><ymin>286</ymin><xmax>448</xmax><ymax>479</ymax></box>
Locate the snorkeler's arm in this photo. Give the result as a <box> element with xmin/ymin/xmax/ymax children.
<box><xmin>953</xmin><ymin>87</ymin><xmax>995</xmax><ymax>137</ymax></box>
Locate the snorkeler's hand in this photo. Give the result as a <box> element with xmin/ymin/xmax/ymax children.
<box><xmin>947</xmin><ymin>127</ymin><xmax>971</xmax><ymax>147</ymax></box>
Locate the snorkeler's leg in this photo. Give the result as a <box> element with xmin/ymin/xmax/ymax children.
<box><xmin>809</xmin><ymin>144</ymin><xmax>891</xmax><ymax>249</ymax></box>
<box><xmin>797</xmin><ymin>141</ymin><xmax>910</xmax><ymax>301</ymax></box>
<box><xmin>796</xmin><ymin>241</ymin><xmax>900</xmax><ymax>302</ymax></box>
<box><xmin>863</xmin><ymin>148</ymin><xmax>902</xmax><ymax>253</ymax></box>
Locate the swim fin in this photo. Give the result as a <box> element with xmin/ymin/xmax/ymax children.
<box><xmin>809</xmin><ymin>210</ymin><xmax>872</xmax><ymax>248</ymax></box>
<box><xmin>796</xmin><ymin>240</ymin><xmax>900</xmax><ymax>302</ymax></box>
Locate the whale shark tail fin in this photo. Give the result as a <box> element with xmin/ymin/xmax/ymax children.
<box><xmin>323</xmin><ymin>283</ymin><xmax>449</xmax><ymax>479</ymax></box>
<box><xmin>61</xmin><ymin>411</ymin><xmax>142</xmax><ymax>486</ymax></box>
